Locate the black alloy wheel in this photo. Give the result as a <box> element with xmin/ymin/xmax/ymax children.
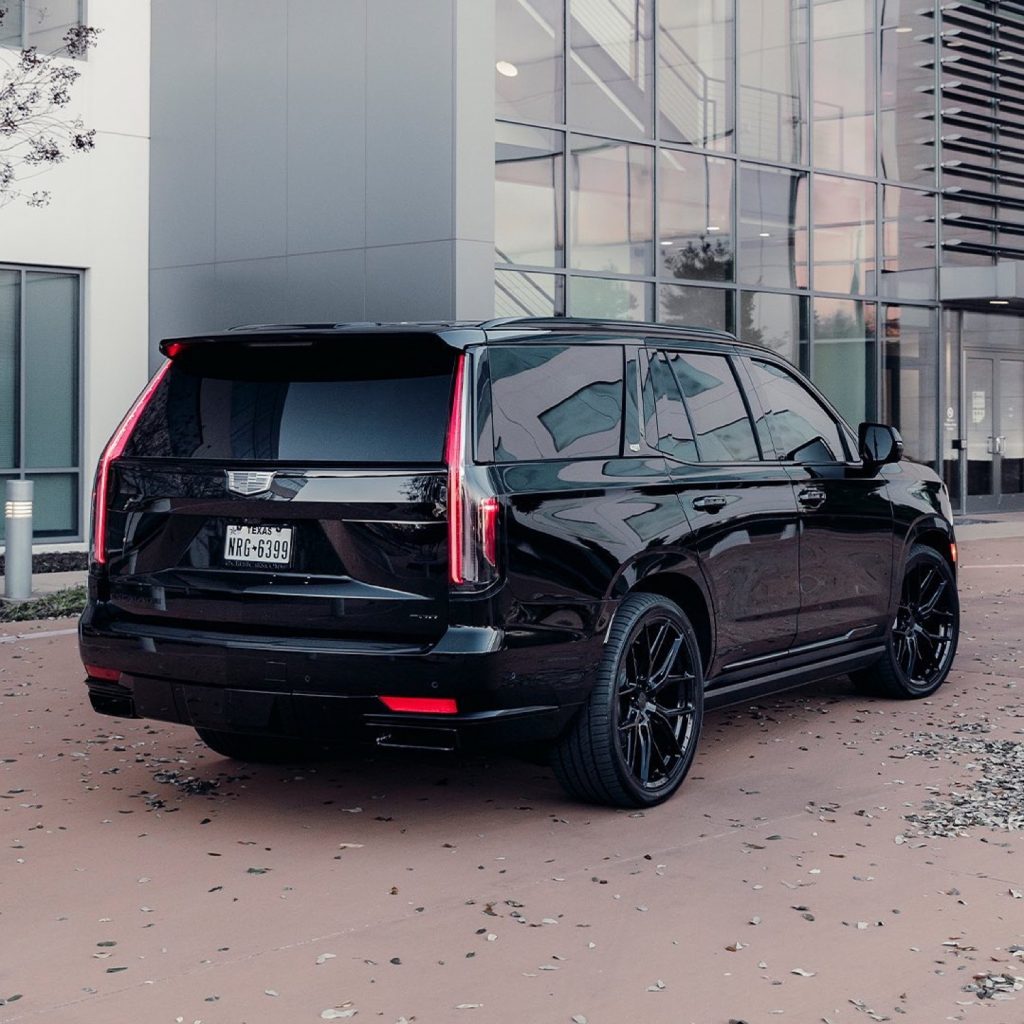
<box><xmin>853</xmin><ymin>544</ymin><xmax>960</xmax><ymax>699</ymax></box>
<box><xmin>553</xmin><ymin>592</ymin><xmax>704</xmax><ymax>808</ymax></box>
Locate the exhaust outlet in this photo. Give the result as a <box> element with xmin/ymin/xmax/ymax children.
<box><xmin>374</xmin><ymin>725</ymin><xmax>459</xmax><ymax>753</ymax></box>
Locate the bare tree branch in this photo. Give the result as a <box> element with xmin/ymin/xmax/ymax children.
<box><xmin>0</xmin><ymin>5</ymin><xmax>100</xmax><ymax>208</ymax></box>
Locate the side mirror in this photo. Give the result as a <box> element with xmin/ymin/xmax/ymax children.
<box><xmin>858</xmin><ymin>422</ymin><xmax>904</xmax><ymax>467</ymax></box>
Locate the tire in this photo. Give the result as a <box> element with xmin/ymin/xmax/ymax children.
<box><xmin>851</xmin><ymin>543</ymin><xmax>960</xmax><ymax>699</ymax></box>
<box><xmin>552</xmin><ymin>592</ymin><xmax>704</xmax><ymax>808</ymax></box>
<box><xmin>195</xmin><ymin>728</ymin><xmax>308</xmax><ymax>764</ymax></box>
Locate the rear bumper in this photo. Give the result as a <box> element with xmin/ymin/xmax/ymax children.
<box><xmin>79</xmin><ymin>603</ymin><xmax>595</xmax><ymax>747</ymax></box>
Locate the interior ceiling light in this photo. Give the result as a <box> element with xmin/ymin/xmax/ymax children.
<box><xmin>706</xmin><ymin>225</ymin><xmax>720</xmax><ymax>232</ymax></box>
<box><xmin>990</xmin><ymin>299</ymin><xmax>1010</xmax><ymax>305</ymax></box>
<box><xmin>895</xmin><ymin>25</ymin><xmax>913</xmax><ymax>33</ymax></box>
<box><xmin>660</xmin><ymin>240</ymin><xmax>673</xmax><ymax>246</ymax></box>
<box><xmin>759</xmin><ymin>231</ymin><xmax>772</xmax><ymax>237</ymax></box>
<box><xmin>496</xmin><ymin>60</ymin><xmax>519</xmax><ymax>78</ymax></box>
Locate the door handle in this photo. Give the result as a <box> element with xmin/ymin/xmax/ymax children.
<box><xmin>997</xmin><ymin>435</ymin><xmax>1006</xmax><ymax>455</ymax></box>
<box><xmin>797</xmin><ymin>486</ymin><xmax>826</xmax><ymax>510</ymax></box>
<box><xmin>692</xmin><ymin>495</ymin><xmax>728</xmax><ymax>513</ymax></box>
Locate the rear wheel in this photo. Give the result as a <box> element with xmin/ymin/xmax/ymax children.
<box><xmin>852</xmin><ymin>544</ymin><xmax>959</xmax><ymax>699</ymax></box>
<box><xmin>553</xmin><ymin>592</ymin><xmax>704</xmax><ymax>808</ymax></box>
<box><xmin>196</xmin><ymin>728</ymin><xmax>308</xmax><ymax>764</ymax></box>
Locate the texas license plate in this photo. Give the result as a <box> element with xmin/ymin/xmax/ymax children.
<box><xmin>224</xmin><ymin>524</ymin><xmax>293</xmax><ymax>566</ymax></box>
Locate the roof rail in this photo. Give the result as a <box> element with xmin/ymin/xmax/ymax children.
<box><xmin>227</xmin><ymin>322</ymin><xmax>340</xmax><ymax>332</ymax></box>
<box><xmin>478</xmin><ymin>315</ymin><xmax>736</xmax><ymax>339</ymax></box>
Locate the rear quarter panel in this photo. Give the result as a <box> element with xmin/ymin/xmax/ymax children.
<box><xmin>494</xmin><ymin>456</ymin><xmax>704</xmax><ymax>705</ymax></box>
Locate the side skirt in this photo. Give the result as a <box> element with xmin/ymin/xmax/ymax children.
<box><xmin>704</xmin><ymin>644</ymin><xmax>886</xmax><ymax>711</ymax></box>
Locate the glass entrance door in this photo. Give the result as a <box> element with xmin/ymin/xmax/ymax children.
<box><xmin>965</xmin><ymin>354</ymin><xmax>1024</xmax><ymax>511</ymax></box>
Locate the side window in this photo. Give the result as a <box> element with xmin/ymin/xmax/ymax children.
<box><xmin>747</xmin><ymin>358</ymin><xmax>846</xmax><ymax>463</ymax></box>
<box><xmin>668</xmin><ymin>352</ymin><xmax>760</xmax><ymax>462</ymax></box>
<box><xmin>645</xmin><ymin>350</ymin><xmax>698</xmax><ymax>461</ymax></box>
<box><xmin>488</xmin><ymin>344</ymin><xmax>624</xmax><ymax>461</ymax></box>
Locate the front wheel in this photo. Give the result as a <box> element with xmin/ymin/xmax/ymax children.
<box><xmin>852</xmin><ymin>543</ymin><xmax>960</xmax><ymax>699</ymax></box>
<box><xmin>553</xmin><ymin>593</ymin><xmax>704</xmax><ymax>808</ymax></box>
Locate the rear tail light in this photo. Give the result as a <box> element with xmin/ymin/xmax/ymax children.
<box><xmin>445</xmin><ymin>354</ymin><xmax>500</xmax><ymax>588</ymax></box>
<box><xmin>91</xmin><ymin>361</ymin><xmax>172</xmax><ymax>566</ymax></box>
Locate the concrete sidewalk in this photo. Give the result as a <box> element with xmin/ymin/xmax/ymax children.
<box><xmin>954</xmin><ymin>511</ymin><xmax>1024</xmax><ymax>541</ymax></box>
<box><xmin>1</xmin><ymin>568</ymin><xmax>86</xmax><ymax>602</ymax></box>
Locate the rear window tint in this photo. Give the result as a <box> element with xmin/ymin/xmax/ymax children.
<box><xmin>646</xmin><ymin>351</ymin><xmax>698</xmax><ymax>461</ymax></box>
<box><xmin>488</xmin><ymin>345</ymin><xmax>624</xmax><ymax>462</ymax></box>
<box><xmin>125</xmin><ymin>342</ymin><xmax>456</xmax><ymax>464</ymax></box>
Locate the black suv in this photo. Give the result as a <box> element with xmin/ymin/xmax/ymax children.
<box><xmin>80</xmin><ymin>318</ymin><xmax>960</xmax><ymax>807</ymax></box>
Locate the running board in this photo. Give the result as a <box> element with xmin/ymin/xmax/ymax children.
<box><xmin>704</xmin><ymin>645</ymin><xmax>886</xmax><ymax>710</ymax></box>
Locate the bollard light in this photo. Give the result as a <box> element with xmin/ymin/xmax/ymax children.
<box><xmin>4</xmin><ymin>479</ymin><xmax>33</xmax><ymax>601</ymax></box>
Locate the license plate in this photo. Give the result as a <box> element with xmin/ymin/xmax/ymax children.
<box><xmin>224</xmin><ymin>524</ymin><xmax>293</xmax><ymax>566</ymax></box>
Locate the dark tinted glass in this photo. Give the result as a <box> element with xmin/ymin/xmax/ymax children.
<box><xmin>489</xmin><ymin>345</ymin><xmax>623</xmax><ymax>461</ymax></box>
<box><xmin>747</xmin><ymin>358</ymin><xmax>844</xmax><ymax>462</ymax></box>
<box><xmin>669</xmin><ymin>352</ymin><xmax>759</xmax><ymax>461</ymax></box>
<box><xmin>646</xmin><ymin>350</ymin><xmax>697</xmax><ymax>461</ymax></box>
<box><xmin>126</xmin><ymin>342</ymin><xmax>456</xmax><ymax>464</ymax></box>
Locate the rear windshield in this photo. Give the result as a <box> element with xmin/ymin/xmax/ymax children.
<box><xmin>125</xmin><ymin>341</ymin><xmax>456</xmax><ymax>464</ymax></box>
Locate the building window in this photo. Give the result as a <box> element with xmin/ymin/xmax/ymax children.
<box><xmin>879</xmin><ymin>0</ymin><xmax>936</xmax><ymax>186</ymax></box>
<box><xmin>0</xmin><ymin>266</ymin><xmax>81</xmax><ymax>540</ymax></box>
<box><xmin>738</xmin><ymin>0</ymin><xmax>809</xmax><ymax>165</ymax></box>
<box><xmin>569</xmin><ymin>0</ymin><xmax>655</xmax><ymax>138</ymax></box>
<box><xmin>738</xmin><ymin>164</ymin><xmax>809</xmax><ymax>289</ymax></box>
<box><xmin>739</xmin><ymin>291</ymin><xmax>809</xmax><ymax>369</ymax></box>
<box><xmin>881</xmin><ymin>185</ymin><xmax>937</xmax><ymax>302</ymax></box>
<box><xmin>812</xmin><ymin>174</ymin><xmax>876</xmax><ymax>296</ymax></box>
<box><xmin>496</xmin><ymin>0</ymin><xmax>565</xmax><ymax>125</ymax></box>
<box><xmin>658</xmin><ymin>0</ymin><xmax>735</xmax><ymax>151</ymax></box>
<box><xmin>813</xmin><ymin>296</ymin><xmax>876</xmax><ymax>428</ymax></box>
<box><xmin>495</xmin><ymin>270</ymin><xmax>564</xmax><ymax>317</ymax></box>
<box><xmin>495</xmin><ymin>123</ymin><xmax>565</xmax><ymax>268</ymax></box>
<box><xmin>812</xmin><ymin>0</ymin><xmax>875</xmax><ymax>177</ymax></box>
<box><xmin>570</xmin><ymin>275</ymin><xmax>651</xmax><ymax>320</ymax></box>
<box><xmin>659</xmin><ymin>149</ymin><xmax>735</xmax><ymax>282</ymax></box>
<box><xmin>0</xmin><ymin>0</ymin><xmax>84</xmax><ymax>52</ymax></box>
<box><xmin>882</xmin><ymin>305</ymin><xmax>938</xmax><ymax>468</ymax></box>
<box><xmin>570</xmin><ymin>135</ymin><xmax>654</xmax><ymax>276</ymax></box>
<box><xmin>659</xmin><ymin>282</ymin><xmax>733</xmax><ymax>332</ymax></box>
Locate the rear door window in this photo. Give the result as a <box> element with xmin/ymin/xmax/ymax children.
<box><xmin>488</xmin><ymin>344</ymin><xmax>624</xmax><ymax>461</ymax></box>
<box><xmin>125</xmin><ymin>341</ymin><xmax>457</xmax><ymax>464</ymax></box>
<box><xmin>745</xmin><ymin>358</ymin><xmax>846</xmax><ymax>463</ymax></box>
<box><xmin>644</xmin><ymin>350</ymin><xmax>697</xmax><ymax>461</ymax></box>
<box><xmin>668</xmin><ymin>352</ymin><xmax>760</xmax><ymax>462</ymax></box>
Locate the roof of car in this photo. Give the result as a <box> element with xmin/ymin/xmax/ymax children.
<box><xmin>159</xmin><ymin>317</ymin><xmax>765</xmax><ymax>355</ymax></box>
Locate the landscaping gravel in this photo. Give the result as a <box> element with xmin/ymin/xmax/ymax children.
<box><xmin>0</xmin><ymin>551</ymin><xmax>88</xmax><ymax>574</ymax></box>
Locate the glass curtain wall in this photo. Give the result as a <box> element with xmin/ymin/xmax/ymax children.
<box><xmin>495</xmin><ymin>0</ymin><xmax>942</xmax><ymax>456</ymax></box>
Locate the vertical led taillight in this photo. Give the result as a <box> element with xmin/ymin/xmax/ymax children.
<box><xmin>445</xmin><ymin>353</ymin><xmax>499</xmax><ymax>588</ymax></box>
<box><xmin>91</xmin><ymin>360</ymin><xmax>172</xmax><ymax>566</ymax></box>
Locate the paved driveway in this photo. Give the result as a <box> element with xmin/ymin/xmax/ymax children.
<box><xmin>1</xmin><ymin>537</ymin><xmax>1023</xmax><ymax>1024</ymax></box>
